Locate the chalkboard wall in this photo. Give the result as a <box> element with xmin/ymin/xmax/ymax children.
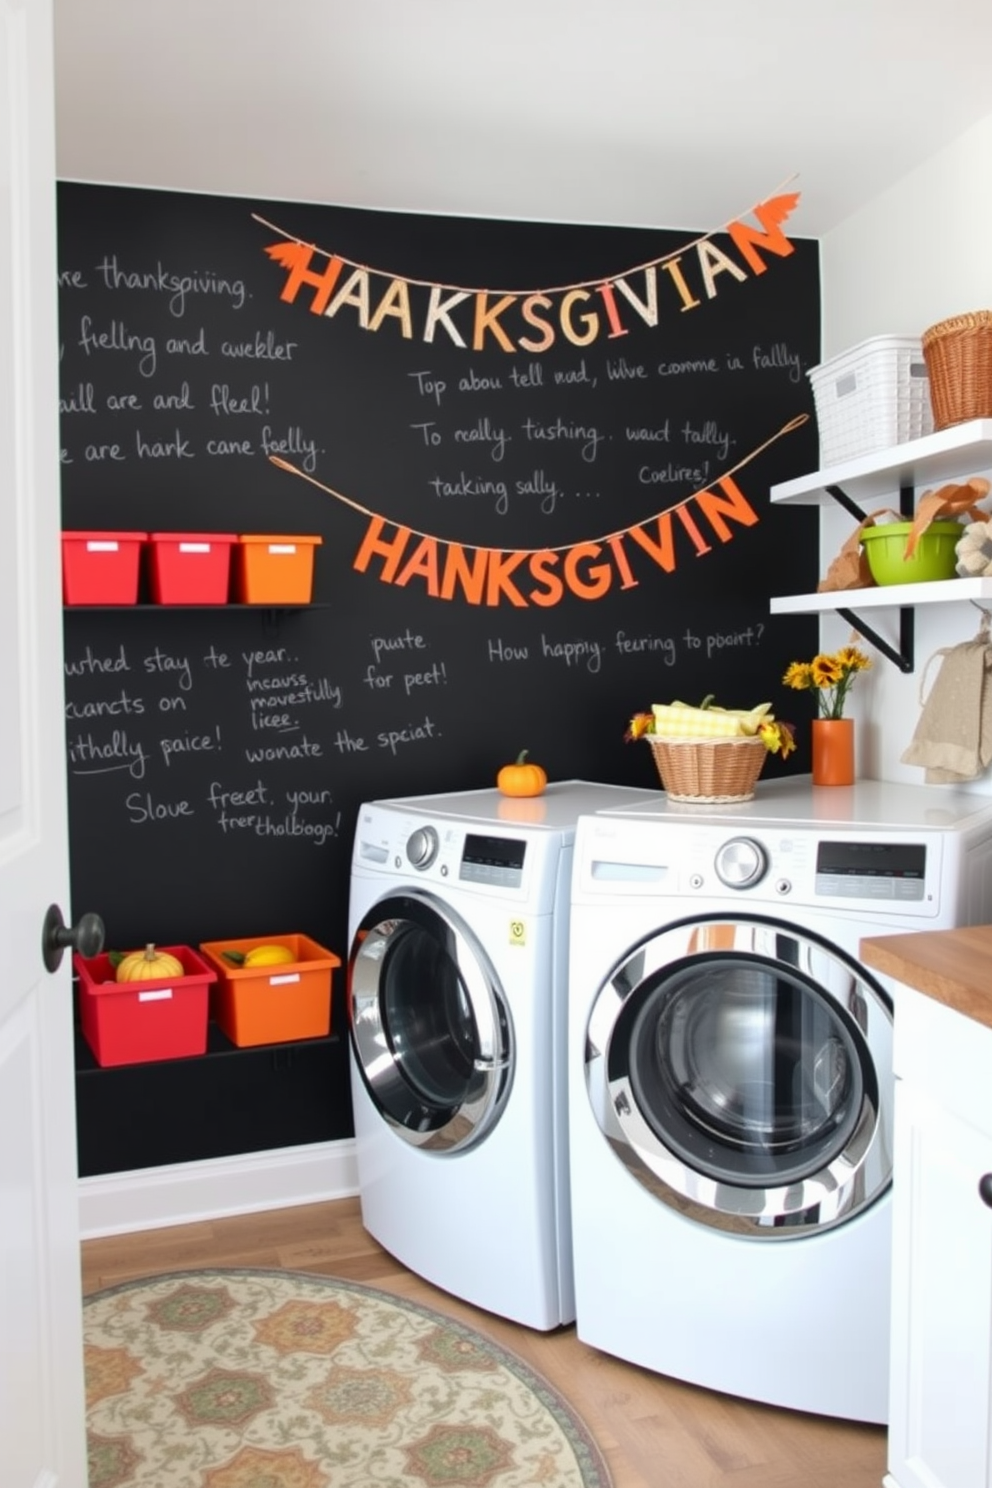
<box><xmin>58</xmin><ymin>182</ymin><xmax>821</xmax><ymax>1172</ymax></box>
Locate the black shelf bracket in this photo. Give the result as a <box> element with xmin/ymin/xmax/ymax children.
<box><xmin>836</xmin><ymin>604</ymin><xmax>915</xmax><ymax>674</ymax></box>
<box><xmin>824</xmin><ymin>479</ymin><xmax>915</xmax><ymax>521</ymax></box>
<box><xmin>825</xmin><ymin>479</ymin><xmax>917</xmax><ymax>673</ymax></box>
<box><xmin>824</xmin><ymin>483</ymin><xmax>868</xmax><ymax>522</ymax></box>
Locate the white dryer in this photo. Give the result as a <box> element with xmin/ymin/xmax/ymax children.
<box><xmin>347</xmin><ymin>780</ymin><xmax>647</xmax><ymax>1330</ymax></box>
<box><xmin>567</xmin><ymin>777</ymin><xmax>992</xmax><ymax>1421</ymax></box>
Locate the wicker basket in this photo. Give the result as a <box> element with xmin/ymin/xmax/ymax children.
<box><xmin>921</xmin><ymin>311</ymin><xmax>992</xmax><ymax>429</ymax></box>
<box><xmin>646</xmin><ymin>734</ymin><xmax>767</xmax><ymax>804</ymax></box>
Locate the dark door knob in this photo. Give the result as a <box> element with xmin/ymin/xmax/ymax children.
<box><xmin>41</xmin><ymin>903</ymin><xmax>105</xmax><ymax>972</ymax></box>
<box><xmin>979</xmin><ymin>1174</ymin><xmax>992</xmax><ymax>1209</ymax></box>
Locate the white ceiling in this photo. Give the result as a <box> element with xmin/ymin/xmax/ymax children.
<box><xmin>53</xmin><ymin>0</ymin><xmax>992</xmax><ymax>237</ymax></box>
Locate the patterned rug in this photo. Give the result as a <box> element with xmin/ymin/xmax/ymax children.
<box><xmin>84</xmin><ymin>1267</ymin><xmax>613</xmax><ymax>1488</ymax></box>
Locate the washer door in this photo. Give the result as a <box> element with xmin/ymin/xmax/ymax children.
<box><xmin>348</xmin><ymin>890</ymin><xmax>513</xmax><ymax>1153</ymax></box>
<box><xmin>585</xmin><ymin>913</ymin><xmax>893</xmax><ymax>1237</ymax></box>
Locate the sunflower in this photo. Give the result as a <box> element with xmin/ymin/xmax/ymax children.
<box><xmin>783</xmin><ymin>644</ymin><xmax>872</xmax><ymax>720</ymax></box>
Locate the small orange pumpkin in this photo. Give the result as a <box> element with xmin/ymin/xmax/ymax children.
<box><xmin>496</xmin><ymin>750</ymin><xmax>547</xmax><ymax>798</ymax></box>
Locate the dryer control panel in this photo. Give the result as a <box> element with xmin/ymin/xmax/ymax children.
<box><xmin>351</xmin><ymin>800</ymin><xmax>575</xmax><ymax>913</ymax></box>
<box><xmin>459</xmin><ymin>833</ymin><xmax>526</xmax><ymax>889</ymax></box>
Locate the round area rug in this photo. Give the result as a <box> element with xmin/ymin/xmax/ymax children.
<box><xmin>84</xmin><ymin>1267</ymin><xmax>613</xmax><ymax>1488</ymax></box>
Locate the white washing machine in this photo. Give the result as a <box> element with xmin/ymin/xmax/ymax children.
<box><xmin>346</xmin><ymin>779</ymin><xmax>648</xmax><ymax>1330</ymax></box>
<box><xmin>567</xmin><ymin>776</ymin><xmax>992</xmax><ymax>1422</ymax></box>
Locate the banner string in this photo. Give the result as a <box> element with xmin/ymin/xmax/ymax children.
<box><xmin>269</xmin><ymin>412</ymin><xmax>808</xmax><ymax>557</ymax></box>
<box><xmin>251</xmin><ymin>173</ymin><xmax>800</xmax><ymax>300</ymax></box>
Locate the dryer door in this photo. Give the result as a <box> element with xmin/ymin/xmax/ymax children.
<box><xmin>348</xmin><ymin>890</ymin><xmax>513</xmax><ymax>1153</ymax></box>
<box><xmin>585</xmin><ymin>913</ymin><xmax>893</xmax><ymax>1237</ymax></box>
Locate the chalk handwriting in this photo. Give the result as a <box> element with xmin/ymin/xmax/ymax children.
<box><xmin>657</xmin><ymin>355</ymin><xmax>719</xmax><ymax>376</ymax></box>
<box><xmin>410</xmin><ymin>371</ymin><xmax>446</xmax><ymax>405</ymax></box>
<box><xmin>94</xmin><ymin>256</ymin><xmax>247</xmax><ymax>316</ymax></box>
<box><xmin>66</xmin><ymin>730</ymin><xmax>149</xmax><ymax>779</ymax></box>
<box><xmin>488</xmin><ymin>638</ymin><xmax>528</xmax><ymax>662</ymax></box>
<box><xmin>377</xmin><ymin>715</ymin><xmax>439</xmax><ymax>753</ymax></box>
<box><xmin>209</xmin><ymin>383</ymin><xmax>270</xmax><ymax>416</ymax></box>
<box><xmin>540</xmin><ymin>635</ymin><xmax>603</xmax><ymax>673</ymax></box>
<box><xmin>220</xmin><ymin>331</ymin><xmax>297</xmax><ymax>361</ymax></box>
<box><xmin>682</xmin><ymin>420</ymin><xmax>731</xmax><ymax>461</ymax></box>
<box><xmin>64</xmin><ymin>643</ymin><xmax>131</xmax><ymax>677</ymax></box>
<box><xmin>65</xmin><ymin>692</ymin><xmax>146</xmax><ymax>720</ymax></box>
<box><xmin>370</xmin><ymin>631</ymin><xmax>428</xmax><ymax>664</ymax></box>
<box><xmin>125</xmin><ymin>792</ymin><xmax>195</xmax><ymax>824</ymax></box>
<box><xmin>521</xmin><ymin>417</ymin><xmax>605</xmax><ymax>462</ymax></box>
<box><xmin>77</xmin><ymin>316</ymin><xmax>157</xmax><ymax>377</ymax></box>
<box><xmin>751</xmin><ymin>343</ymin><xmax>802</xmax><ymax>381</ymax></box>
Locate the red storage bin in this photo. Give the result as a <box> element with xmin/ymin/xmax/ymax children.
<box><xmin>74</xmin><ymin>944</ymin><xmax>216</xmax><ymax>1067</ymax></box>
<box><xmin>149</xmin><ymin>532</ymin><xmax>237</xmax><ymax>604</ymax></box>
<box><xmin>62</xmin><ymin>531</ymin><xmax>146</xmax><ymax>605</ymax></box>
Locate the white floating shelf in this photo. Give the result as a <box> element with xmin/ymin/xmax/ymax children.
<box><xmin>771</xmin><ymin>420</ymin><xmax>992</xmax><ymax>507</ymax></box>
<box><xmin>770</xmin><ymin>577</ymin><xmax>992</xmax><ymax>616</ymax></box>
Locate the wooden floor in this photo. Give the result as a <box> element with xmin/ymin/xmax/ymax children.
<box><xmin>81</xmin><ymin>1197</ymin><xmax>887</xmax><ymax>1488</ymax></box>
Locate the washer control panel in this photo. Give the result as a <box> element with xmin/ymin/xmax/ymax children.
<box><xmin>578</xmin><ymin>812</ymin><xmax>943</xmax><ymax>917</ymax></box>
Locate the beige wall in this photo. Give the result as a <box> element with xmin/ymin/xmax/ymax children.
<box><xmin>812</xmin><ymin>112</ymin><xmax>992</xmax><ymax>786</ymax></box>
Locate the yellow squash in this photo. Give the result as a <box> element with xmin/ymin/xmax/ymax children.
<box><xmin>244</xmin><ymin>943</ymin><xmax>296</xmax><ymax>968</ymax></box>
<box><xmin>115</xmin><ymin>943</ymin><xmax>184</xmax><ymax>983</ymax></box>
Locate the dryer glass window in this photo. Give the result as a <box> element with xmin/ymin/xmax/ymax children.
<box><xmin>381</xmin><ymin>922</ymin><xmax>484</xmax><ymax>1109</ymax></box>
<box><xmin>625</xmin><ymin>955</ymin><xmax>866</xmax><ymax>1187</ymax></box>
<box><xmin>349</xmin><ymin>892</ymin><xmax>512</xmax><ymax>1153</ymax></box>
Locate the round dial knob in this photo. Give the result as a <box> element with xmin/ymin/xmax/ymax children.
<box><xmin>714</xmin><ymin>835</ymin><xmax>768</xmax><ymax>890</ymax></box>
<box><xmin>406</xmin><ymin>825</ymin><xmax>439</xmax><ymax>870</ymax></box>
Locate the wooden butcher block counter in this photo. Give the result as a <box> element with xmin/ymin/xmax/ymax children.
<box><xmin>860</xmin><ymin>922</ymin><xmax>992</xmax><ymax>1032</ymax></box>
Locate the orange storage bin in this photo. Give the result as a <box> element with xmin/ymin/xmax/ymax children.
<box><xmin>74</xmin><ymin>945</ymin><xmax>215</xmax><ymax>1067</ymax></box>
<box><xmin>62</xmin><ymin>531</ymin><xmax>147</xmax><ymax>605</ymax></box>
<box><xmin>235</xmin><ymin>534</ymin><xmax>322</xmax><ymax>604</ymax></box>
<box><xmin>198</xmin><ymin>932</ymin><xmax>340</xmax><ymax>1047</ymax></box>
<box><xmin>149</xmin><ymin>532</ymin><xmax>237</xmax><ymax>604</ymax></box>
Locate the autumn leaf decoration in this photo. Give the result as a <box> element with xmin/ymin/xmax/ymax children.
<box><xmin>904</xmin><ymin>477</ymin><xmax>991</xmax><ymax>557</ymax></box>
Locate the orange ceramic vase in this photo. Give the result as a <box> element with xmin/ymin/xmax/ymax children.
<box><xmin>811</xmin><ymin>718</ymin><xmax>855</xmax><ymax>787</ymax></box>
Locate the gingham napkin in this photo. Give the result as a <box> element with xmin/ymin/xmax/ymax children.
<box><xmin>651</xmin><ymin>701</ymin><xmax>772</xmax><ymax>739</ymax></box>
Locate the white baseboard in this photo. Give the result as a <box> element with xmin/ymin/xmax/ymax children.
<box><xmin>78</xmin><ymin>1139</ymin><xmax>359</xmax><ymax>1239</ymax></box>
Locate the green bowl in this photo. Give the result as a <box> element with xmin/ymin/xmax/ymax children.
<box><xmin>860</xmin><ymin>520</ymin><xmax>963</xmax><ymax>585</ymax></box>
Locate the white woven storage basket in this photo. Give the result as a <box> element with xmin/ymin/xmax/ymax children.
<box><xmin>807</xmin><ymin>335</ymin><xmax>934</xmax><ymax>467</ymax></box>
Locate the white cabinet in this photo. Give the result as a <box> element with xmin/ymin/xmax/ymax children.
<box><xmin>885</xmin><ymin>981</ymin><xmax>992</xmax><ymax>1488</ymax></box>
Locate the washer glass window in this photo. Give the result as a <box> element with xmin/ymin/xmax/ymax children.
<box><xmin>626</xmin><ymin>955</ymin><xmax>866</xmax><ymax>1188</ymax></box>
<box><xmin>586</xmin><ymin>915</ymin><xmax>892</xmax><ymax>1236</ymax></box>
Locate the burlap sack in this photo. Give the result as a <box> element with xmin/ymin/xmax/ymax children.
<box><xmin>817</xmin><ymin>508</ymin><xmax>899</xmax><ymax>593</ymax></box>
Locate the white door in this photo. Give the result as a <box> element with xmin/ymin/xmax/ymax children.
<box><xmin>0</xmin><ymin>1</ymin><xmax>89</xmax><ymax>1484</ymax></box>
